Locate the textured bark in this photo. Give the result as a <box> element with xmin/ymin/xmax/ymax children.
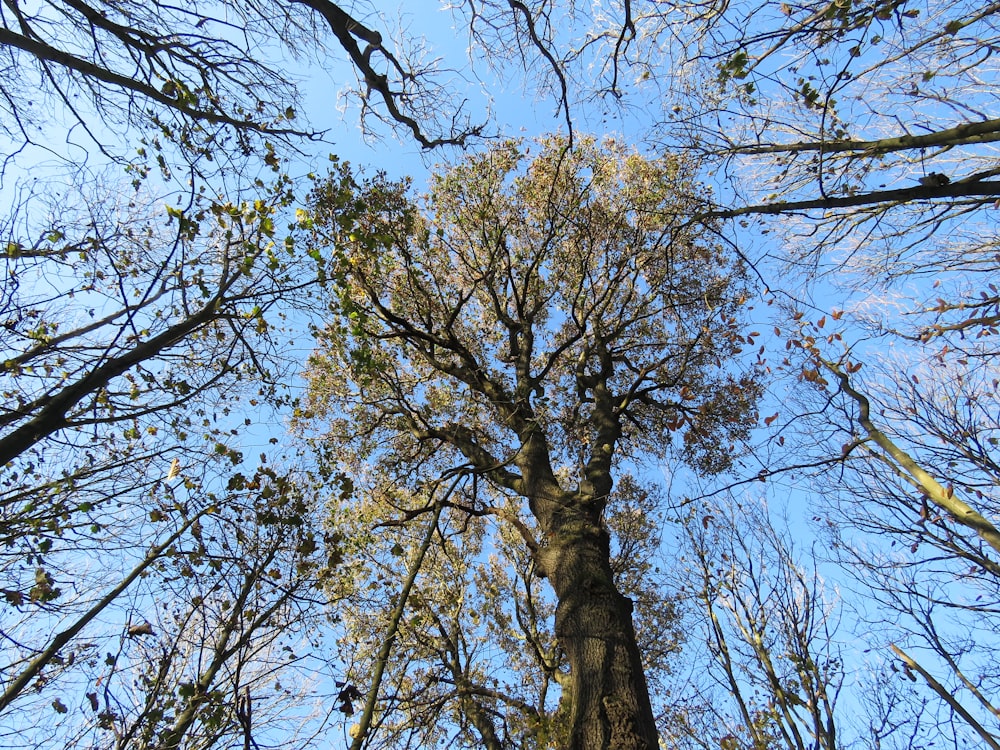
<box><xmin>533</xmin><ymin>489</ymin><xmax>659</xmax><ymax>750</ymax></box>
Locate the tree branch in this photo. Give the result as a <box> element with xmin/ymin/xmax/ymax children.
<box><xmin>710</xmin><ymin>181</ymin><xmax>1000</xmax><ymax>219</ymax></box>
<box><xmin>826</xmin><ymin>361</ymin><xmax>1000</xmax><ymax>560</ymax></box>
<box><xmin>0</xmin><ymin>27</ymin><xmax>305</xmax><ymax>136</ymax></box>
<box><xmin>725</xmin><ymin>118</ymin><xmax>1000</xmax><ymax>157</ymax></box>
<box><xmin>292</xmin><ymin>0</ymin><xmax>483</xmax><ymax>148</ymax></box>
<box><xmin>0</xmin><ymin>511</ymin><xmax>206</xmax><ymax>714</ymax></box>
<box><xmin>348</xmin><ymin>481</ymin><xmax>453</xmax><ymax>750</ymax></box>
<box><xmin>890</xmin><ymin>644</ymin><xmax>1000</xmax><ymax>750</ymax></box>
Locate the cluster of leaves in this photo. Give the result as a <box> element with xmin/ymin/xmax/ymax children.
<box><xmin>0</xmin><ymin>124</ymin><xmax>349</xmax><ymax>746</ymax></box>
<box><xmin>297</xmin><ymin>136</ymin><xmax>764</xmax><ymax>747</ymax></box>
<box><xmin>303</xmin><ymin>137</ymin><xmax>762</xmax><ymax>483</ymax></box>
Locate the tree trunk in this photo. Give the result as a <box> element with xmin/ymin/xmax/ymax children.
<box><xmin>537</xmin><ymin>502</ymin><xmax>660</xmax><ymax>750</ymax></box>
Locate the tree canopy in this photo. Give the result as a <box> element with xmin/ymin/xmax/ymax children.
<box><xmin>299</xmin><ymin>136</ymin><xmax>762</xmax><ymax>748</ymax></box>
<box><xmin>2</xmin><ymin>0</ymin><xmax>999</xmax><ymax>748</ymax></box>
<box><xmin>0</xmin><ymin>0</ymin><xmax>483</xmax><ymax>162</ymax></box>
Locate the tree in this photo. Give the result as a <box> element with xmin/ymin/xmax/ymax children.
<box><xmin>300</xmin><ymin>136</ymin><xmax>763</xmax><ymax>748</ymax></box>
<box><xmin>770</xmin><ymin>318</ymin><xmax>1000</xmax><ymax>749</ymax></box>
<box><xmin>0</xmin><ymin>164</ymin><xmax>301</xmax><ymax>567</ymax></box>
<box><xmin>0</xmin><ymin>1</ymin><xmax>492</xmax><ymax>742</ymax></box>
<box><xmin>0</xmin><ymin>457</ymin><xmax>341</xmax><ymax>750</ymax></box>
<box><xmin>666</xmin><ymin>499</ymin><xmax>853</xmax><ymax>750</ymax></box>
<box><xmin>634</xmin><ymin>1</ymin><xmax>1000</xmax><ymax>743</ymax></box>
<box><xmin>0</xmin><ymin>0</ymin><xmax>483</xmax><ymax>168</ymax></box>
<box><xmin>0</xmin><ymin>165</ymin><xmax>347</xmax><ymax>747</ymax></box>
<box><xmin>318</xmin><ymin>466</ymin><xmax>679</xmax><ymax>749</ymax></box>
<box><xmin>96</xmin><ymin>470</ymin><xmax>336</xmax><ymax>750</ymax></box>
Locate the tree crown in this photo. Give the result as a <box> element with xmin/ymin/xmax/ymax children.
<box><xmin>302</xmin><ymin>137</ymin><xmax>762</xmax><ymax>504</ymax></box>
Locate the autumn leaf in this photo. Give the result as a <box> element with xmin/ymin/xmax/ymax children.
<box><xmin>127</xmin><ymin>622</ymin><xmax>155</xmax><ymax>637</ymax></box>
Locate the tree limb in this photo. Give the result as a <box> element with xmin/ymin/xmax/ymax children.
<box><xmin>890</xmin><ymin>644</ymin><xmax>1000</xmax><ymax>750</ymax></box>
<box><xmin>724</xmin><ymin>118</ymin><xmax>1000</xmax><ymax>157</ymax></box>
<box><xmin>710</xmin><ymin>181</ymin><xmax>1000</xmax><ymax>219</ymax></box>
<box><xmin>826</xmin><ymin>362</ymin><xmax>1000</xmax><ymax>560</ymax></box>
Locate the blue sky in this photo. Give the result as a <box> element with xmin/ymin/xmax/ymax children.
<box><xmin>2</xmin><ymin>1</ymin><xmax>997</xmax><ymax>747</ymax></box>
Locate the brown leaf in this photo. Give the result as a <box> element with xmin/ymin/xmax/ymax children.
<box><xmin>127</xmin><ymin>622</ymin><xmax>155</xmax><ymax>637</ymax></box>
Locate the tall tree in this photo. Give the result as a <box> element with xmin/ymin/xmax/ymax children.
<box><xmin>300</xmin><ymin>136</ymin><xmax>762</xmax><ymax>748</ymax></box>
<box><xmin>0</xmin><ymin>1</ymin><xmax>488</xmax><ymax>741</ymax></box>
